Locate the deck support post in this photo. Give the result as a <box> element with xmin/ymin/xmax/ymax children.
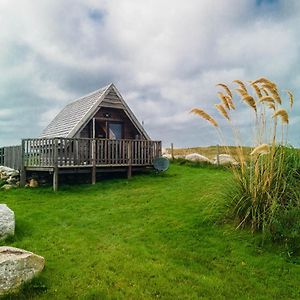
<box><xmin>53</xmin><ymin>167</ymin><xmax>59</xmax><ymax>192</ymax></box>
<box><xmin>127</xmin><ymin>141</ymin><xmax>132</xmax><ymax>179</ymax></box>
<box><xmin>92</xmin><ymin>138</ymin><xmax>96</xmax><ymax>184</ymax></box>
<box><xmin>20</xmin><ymin>139</ymin><xmax>26</xmax><ymax>187</ymax></box>
<box><xmin>53</xmin><ymin>138</ymin><xmax>59</xmax><ymax>192</ymax></box>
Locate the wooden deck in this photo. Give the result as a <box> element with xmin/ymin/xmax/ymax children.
<box><xmin>1</xmin><ymin>138</ymin><xmax>161</xmax><ymax>191</ymax></box>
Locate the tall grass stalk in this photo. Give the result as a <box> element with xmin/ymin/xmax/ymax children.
<box><xmin>191</xmin><ymin>77</ymin><xmax>300</xmax><ymax>241</ymax></box>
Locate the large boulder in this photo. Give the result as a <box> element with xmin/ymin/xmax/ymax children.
<box><xmin>162</xmin><ymin>153</ymin><xmax>172</xmax><ymax>159</ymax></box>
<box><xmin>174</xmin><ymin>155</ymin><xmax>186</xmax><ymax>159</ymax></box>
<box><xmin>213</xmin><ymin>154</ymin><xmax>238</xmax><ymax>165</ymax></box>
<box><xmin>0</xmin><ymin>246</ymin><xmax>45</xmax><ymax>295</ymax></box>
<box><xmin>0</xmin><ymin>205</ymin><xmax>15</xmax><ymax>239</ymax></box>
<box><xmin>185</xmin><ymin>153</ymin><xmax>211</xmax><ymax>163</ymax></box>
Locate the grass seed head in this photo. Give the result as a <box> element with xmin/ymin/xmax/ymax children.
<box><xmin>273</xmin><ymin>109</ymin><xmax>289</xmax><ymax>124</ymax></box>
<box><xmin>233</xmin><ymin>80</ymin><xmax>247</xmax><ymax>92</ymax></box>
<box><xmin>267</xmin><ymin>103</ymin><xmax>276</xmax><ymax>110</ymax></box>
<box><xmin>215</xmin><ymin>104</ymin><xmax>230</xmax><ymax>120</ymax></box>
<box><xmin>242</xmin><ymin>95</ymin><xmax>257</xmax><ymax>112</ymax></box>
<box><xmin>216</xmin><ymin>83</ymin><xmax>233</xmax><ymax>98</ymax></box>
<box><xmin>251</xmin><ymin>83</ymin><xmax>263</xmax><ymax>98</ymax></box>
<box><xmin>226</xmin><ymin>95</ymin><xmax>235</xmax><ymax>110</ymax></box>
<box><xmin>286</xmin><ymin>90</ymin><xmax>294</xmax><ymax>110</ymax></box>
<box><xmin>235</xmin><ymin>88</ymin><xmax>248</xmax><ymax>97</ymax></box>
<box><xmin>259</xmin><ymin>96</ymin><xmax>275</xmax><ymax>104</ymax></box>
<box><xmin>250</xmin><ymin>144</ymin><xmax>270</xmax><ymax>156</ymax></box>
<box><xmin>191</xmin><ymin>108</ymin><xmax>219</xmax><ymax>127</ymax></box>
<box><xmin>217</xmin><ymin>92</ymin><xmax>230</xmax><ymax>110</ymax></box>
<box><xmin>252</xmin><ymin>77</ymin><xmax>273</xmax><ymax>85</ymax></box>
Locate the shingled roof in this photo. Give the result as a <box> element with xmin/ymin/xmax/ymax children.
<box><xmin>40</xmin><ymin>83</ymin><xmax>150</xmax><ymax>139</ymax></box>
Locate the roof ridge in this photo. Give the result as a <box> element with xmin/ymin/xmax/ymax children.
<box><xmin>65</xmin><ymin>83</ymin><xmax>112</xmax><ymax>107</ymax></box>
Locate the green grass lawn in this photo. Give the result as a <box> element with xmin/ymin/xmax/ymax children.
<box><xmin>1</xmin><ymin>164</ymin><xmax>299</xmax><ymax>299</ymax></box>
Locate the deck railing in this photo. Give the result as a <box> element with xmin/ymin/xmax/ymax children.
<box><xmin>0</xmin><ymin>145</ymin><xmax>22</xmax><ymax>170</ymax></box>
<box><xmin>23</xmin><ymin>138</ymin><xmax>161</xmax><ymax>168</ymax></box>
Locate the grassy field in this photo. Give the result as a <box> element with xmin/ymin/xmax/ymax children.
<box><xmin>166</xmin><ymin>146</ymin><xmax>253</xmax><ymax>160</ymax></box>
<box><xmin>1</xmin><ymin>163</ymin><xmax>299</xmax><ymax>299</ymax></box>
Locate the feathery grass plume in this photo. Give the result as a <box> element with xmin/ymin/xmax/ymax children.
<box><xmin>190</xmin><ymin>108</ymin><xmax>218</xmax><ymax>127</ymax></box>
<box><xmin>216</xmin><ymin>83</ymin><xmax>233</xmax><ymax>98</ymax></box>
<box><xmin>286</xmin><ymin>90</ymin><xmax>294</xmax><ymax>110</ymax></box>
<box><xmin>217</xmin><ymin>92</ymin><xmax>230</xmax><ymax>110</ymax></box>
<box><xmin>261</xmin><ymin>88</ymin><xmax>269</xmax><ymax>96</ymax></box>
<box><xmin>215</xmin><ymin>104</ymin><xmax>230</xmax><ymax>120</ymax></box>
<box><xmin>259</xmin><ymin>96</ymin><xmax>275</xmax><ymax>104</ymax></box>
<box><xmin>250</xmin><ymin>143</ymin><xmax>270</xmax><ymax>156</ymax></box>
<box><xmin>226</xmin><ymin>95</ymin><xmax>235</xmax><ymax>110</ymax></box>
<box><xmin>235</xmin><ymin>88</ymin><xmax>248</xmax><ymax>97</ymax></box>
<box><xmin>252</xmin><ymin>77</ymin><xmax>273</xmax><ymax>85</ymax></box>
<box><xmin>262</xmin><ymin>83</ymin><xmax>282</xmax><ymax>104</ymax></box>
<box><xmin>273</xmin><ymin>109</ymin><xmax>289</xmax><ymax>124</ymax></box>
<box><xmin>242</xmin><ymin>95</ymin><xmax>257</xmax><ymax>112</ymax></box>
<box><xmin>251</xmin><ymin>83</ymin><xmax>263</xmax><ymax>98</ymax></box>
<box><xmin>267</xmin><ymin>103</ymin><xmax>276</xmax><ymax>110</ymax></box>
<box><xmin>233</xmin><ymin>80</ymin><xmax>247</xmax><ymax>92</ymax></box>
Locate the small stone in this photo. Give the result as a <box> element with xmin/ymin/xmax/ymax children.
<box><xmin>29</xmin><ymin>179</ymin><xmax>38</xmax><ymax>188</ymax></box>
<box><xmin>0</xmin><ymin>185</ymin><xmax>14</xmax><ymax>191</ymax></box>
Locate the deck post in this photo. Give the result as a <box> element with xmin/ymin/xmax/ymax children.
<box><xmin>127</xmin><ymin>141</ymin><xmax>132</xmax><ymax>179</ymax></box>
<box><xmin>92</xmin><ymin>139</ymin><xmax>96</xmax><ymax>184</ymax></box>
<box><xmin>20</xmin><ymin>139</ymin><xmax>26</xmax><ymax>187</ymax></box>
<box><xmin>53</xmin><ymin>138</ymin><xmax>59</xmax><ymax>192</ymax></box>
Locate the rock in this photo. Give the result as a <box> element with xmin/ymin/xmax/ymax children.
<box><xmin>185</xmin><ymin>153</ymin><xmax>211</xmax><ymax>163</ymax></box>
<box><xmin>213</xmin><ymin>154</ymin><xmax>238</xmax><ymax>165</ymax></box>
<box><xmin>29</xmin><ymin>179</ymin><xmax>38</xmax><ymax>188</ymax></box>
<box><xmin>0</xmin><ymin>185</ymin><xmax>15</xmax><ymax>191</ymax></box>
<box><xmin>6</xmin><ymin>177</ymin><xmax>18</xmax><ymax>185</ymax></box>
<box><xmin>174</xmin><ymin>155</ymin><xmax>186</xmax><ymax>159</ymax></box>
<box><xmin>161</xmin><ymin>148</ymin><xmax>168</xmax><ymax>155</ymax></box>
<box><xmin>0</xmin><ymin>205</ymin><xmax>15</xmax><ymax>239</ymax></box>
<box><xmin>0</xmin><ymin>246</ymin><xmax>45</xmax><ymax>295</ymax></box>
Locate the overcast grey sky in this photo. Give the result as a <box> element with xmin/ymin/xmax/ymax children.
<box><xmin>0</xmin><ymin>0</ymin><xmax>299</xmax><ymax>147</ymax></box>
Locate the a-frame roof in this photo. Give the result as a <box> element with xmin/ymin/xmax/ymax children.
<box><xmin>40</xmin><ymin>84</ymin><xmax>150</xmax><ymax>140</ymax></box>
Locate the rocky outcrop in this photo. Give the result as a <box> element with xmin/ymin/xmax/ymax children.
<box><xmin>0</xmin><ymin>246</ymin><xmax>45</xmax><ymax>296</ymax></box>
<box><xmin>0</xmin><ymin>167</ymin><xmax>19</xmax><ymax>190</ymax></box>
<box><xmin>0</xmin><ymin>205</ymin><xmax>15</xmax><ymax>240</ymax></box>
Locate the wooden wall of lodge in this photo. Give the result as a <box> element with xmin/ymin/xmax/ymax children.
<box><xmin>79</xmin><ymin>107</ymin><xmax>142</xmax><ymax>140</ymax></box>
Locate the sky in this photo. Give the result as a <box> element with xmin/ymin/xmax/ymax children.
<box><xmin>0</xmin><ymin>0</ymin><xmax>299</xmax><ymax>148</ymax></box>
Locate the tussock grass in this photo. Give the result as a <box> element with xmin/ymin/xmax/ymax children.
<box><xmin>191</xmin><ymin>77</ymin><xmax>300</xmax><ymax>254</ymax></box>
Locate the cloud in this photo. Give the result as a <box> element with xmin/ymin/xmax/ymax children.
<box><xmin>0</xmin><ymin>0</ymin><xmax>299</xmax><ymax>148</ymax></box>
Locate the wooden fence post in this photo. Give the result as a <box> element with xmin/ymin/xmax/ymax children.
<box><xmin>53</xmin><ymin>138</ymin><xmax>59</xmax><ymax>192</ymax></box>
<box><xmin>171</xmin><ymin>143</ymin><xmax>174</xmax><ymax>160</ymax></box>
<box><xmin>127</xmin><ymin>141</ymin><xmax>132</xmax><ymax>179</ymax></box>
<box><xmin>20</xmin><ymin>140</ymin><xmax>26</xmax><ymax>187</ymax></box>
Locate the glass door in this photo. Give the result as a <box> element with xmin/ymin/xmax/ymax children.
<box><xmin>108</xmin><ymin>122</ymin><xmax>123</xmax><ymax>140</ymax></box>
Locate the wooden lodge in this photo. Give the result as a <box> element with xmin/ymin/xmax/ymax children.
<box><xmin>0</xmin><ymin>84</ymin><xmax>161</xmax><ymax>190</ymax></box>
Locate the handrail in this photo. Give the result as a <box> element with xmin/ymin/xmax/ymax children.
<box><xmin>22</xmin><ymin>138</ymin><xmax>161</xmax><ymax>168</ymax></box>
